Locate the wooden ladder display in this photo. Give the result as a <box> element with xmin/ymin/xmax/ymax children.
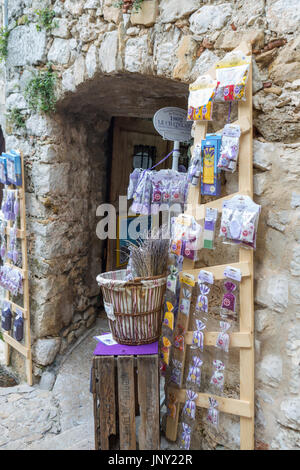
<box><xmin>165</xmin><ymin>41</ymin><xmax>254</xmax><ymax>450</ymax></box>
<box><xmin>2</xmin><ymin>151</ymin><xmax>32</xmax><ymax>386</ymax></box>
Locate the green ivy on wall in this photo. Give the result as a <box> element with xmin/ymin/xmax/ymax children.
<box><xmin>35</xmin><ymin>7</ymin><xmax>58</xmax><ymax>32</ymax></box>
<box><xmin>6</xmin><ymin>107</ymin><xmax>26</xmax><ymax>130</ymax></box>
<box><xmin>24</xmin><ymin>65</ymin><xmax>57</xmax><ymax>114</ymax></box>
<box><xmin>0</xmin><ymin>27</ymin><xmax>9</xmax><ymax>63</ymax></box>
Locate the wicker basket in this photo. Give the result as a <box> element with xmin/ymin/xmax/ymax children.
<box><xmin>96</xmin><ymin>270</ymin><xmax>167</xmax><ymax>345</ymax></box>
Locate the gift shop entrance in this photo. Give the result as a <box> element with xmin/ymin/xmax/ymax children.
<box><xmin>106</xmin><ymin>116</ymin><xmax>192</xmax><ymax>271</ymax></box>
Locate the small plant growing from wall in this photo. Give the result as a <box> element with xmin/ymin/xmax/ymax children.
<box><xmin>114</xmin><ymin>0</ymin><xmax>144</xmax><ymax>12</ymax></box>
<box><xmin>6</xmin><ymin>108</ymin><xmax>26</xmax><ymax>130</ymax></box>
<box><xmin>0</xmin><ymin>27</ymin><xmax>9</xmax><ymax>63</ymax></box>
<box><xmin>35</xmin><ymin>7</ymin><xmax>58</xmax><ymax>32</ymax></box>
<box><xmin>24</xmin><ymin>64</ymin><xmax>57</xmax><ymax>114</ymax></box>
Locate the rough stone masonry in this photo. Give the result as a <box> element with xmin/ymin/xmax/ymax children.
<box><xmin>0</xmin><ymin>0</ymin><xmax>299</xmax><ymax>450</ymax></box>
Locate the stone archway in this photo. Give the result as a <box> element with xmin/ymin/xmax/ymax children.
<box><xmin>23</xmin><ymin>71</ymin><xmax>189</xmax><ymax>375</ymax></box>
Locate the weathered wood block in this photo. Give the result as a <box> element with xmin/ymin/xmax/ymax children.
<box><xmin>92</xmin><ymin>354</ymin><xmax>160</xmax><ymax>450</ymax></box>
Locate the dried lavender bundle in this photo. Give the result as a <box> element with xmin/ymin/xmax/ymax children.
<box><xmin>124</xmin><ymin>227</ymin><xmax>169</xmax><ymax>278</ymax></box>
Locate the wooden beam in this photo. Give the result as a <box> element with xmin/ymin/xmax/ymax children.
<box><xmin>183</xmin><ymin>261</ymin><xmax>251</xmax><ymax>281</ymax></box>
<box><xmin>170</xmin><ymin>387</ymin><xmax>252</xmax><ymax>418</ymax></box>
<box><xmin>3</xmin><ymin>332</ymin><xmax>31</xmax><ymax>359</ymax></box>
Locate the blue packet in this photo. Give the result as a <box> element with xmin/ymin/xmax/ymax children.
<box><xmin>0</xmin><ymin>156</ymin><xmax>8</xmax><ymax>185</ymax></box>
<box><xmin>4</xmin><ymin>151</ymin><xmax>22</xmax><ymax>186</ymax></box>
<box><xmin>201</xmin><ymin>134</ymin><xmax>222</xmax><ymax>196</ymax></box>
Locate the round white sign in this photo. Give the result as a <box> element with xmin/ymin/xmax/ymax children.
<box><xmin>153</xmin><ymin>107</ymin><xmax>192</xmax><ymax>142</ymax></box>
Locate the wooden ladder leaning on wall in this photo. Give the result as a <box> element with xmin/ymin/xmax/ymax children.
<box><xmin>165</xmin><ymin>41</ymin><xmax>254</xmax><ymax>450</ymax></box>
<box><xmin>2</xmin><ymin>151</ymin><xmax>32</xmax><ymax>386</ymax></box>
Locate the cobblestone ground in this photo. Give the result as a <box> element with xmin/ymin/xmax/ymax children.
<box><xmin>0</xmin><ymin>318</ymin><xmax>176</xmax><ymax>450</ymax></box>
<box><xmin>0</xmin><ymin>318</ymin><xmax>108</xmax><ymax>450</ymax></box>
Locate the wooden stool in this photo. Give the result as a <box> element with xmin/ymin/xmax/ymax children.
<box><xmin>92</xmin><ymin>339</ymin><xmax>160</xmax><ymax>450</ymax></box>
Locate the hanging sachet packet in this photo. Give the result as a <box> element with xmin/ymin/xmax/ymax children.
<box><xmin>174</xmin><ymin>325</ymin><xmax>185</xmax><ymax>351</ymax></box>
<box><xmin>1</xmin><ymin>301</ymin><xmax>12</xmax><ymax>331</ymax></box>
<box><xmin>2</xmin><ymin>189</ymin><xmax>19</xmax><ymax>222</ymax></box>
<box><xmin>167</xmin><ymin>265</ymin><xmax>178</xmax><ymax>294</ymax></box>
<box><xmin>195</xmin><ymin>270</ymin><xmax>214</xmax><ymax>317</ymax></box>
<box><xmin>210</xmin><ymin>360</ymin><xmax>225</xmax><ymax>392</ymax></box>
<box><xmin>171</xmin><ymin>214</ymin><xmax>202</xmax><ymax>261</ymax></box>
<box><xmin>219</xmin><ymin>195</ymin><xmax>261</xmax><ymax>249</ymax></box>
<box><xmin>183</xmin><ymin>390</ymin><xmax>198</xmax><ymax>420</ymax></box>
<box><xmin>179</xmin><ymin>287</ymin><xmax>192</xmax><ymax>316</ymax></box>
<box><xmin>191</xmin><ymin>320</ymin><xmax>206</xmax><ymax>351</ymax></box>
<box><xmin>207</xmin><ymin>397</ymin><xmax>219</xmax><ymax>428</ymax></box>
<box><xmin>217</xmin><ymin>124</ymin><xmax>241</xmax><ymax>173</ymax></box>
<box><xmin>187</xmin><ymin>357</ymin><xmax>203</xmax><ymax>388</ymax></box>
<box><xmin>220</xmin><ymin>266</ymin><xmax>241</xmax><ymax>318</ymax></box>
<box><xmin>216</xmin><ymin>321</ymin><xmax>231</xmax><ymax>353</ymax></box>
<box><xmin>0</xmin><ymin>220</ymin><xmax>6</xmax><ymax>261</ymax></box>
<box><xmin>130</xmin><ymin>170</ymin><xmax>152</xmax><ymax>215</ymax></box>
<box><xmin>180</xmin><ymin>423</ymin><xmax>192</xmax><ymax>450</ymax></box>
<box><xmin>161</xmin><ymin>336</ymin><xmax>172</xmax><ymax>365</ymax></box>
<box><xmin>7</xmin><ymin>224</ymin><xmax>19</xmax><ymax>265</ymax></box>
<box><xmin>163</xmin><ymin>302</ymin><xmax>174</xmax><ymax>330</ymax></box>
<box><xmin>188</xmin><ymin>74</ymin><xmax>219</xmax><ymax>121</ymax></box>
<box><xmin>215</xmin><ymin>51</ymin><xmax>251</xmax><ymax>102</ymax></box>
<box><xmin>171</xmin><ymin>359</ymin><xmax>183</xmax><ymax>386</ymax></box>
<box><xmin>13</xmin><ymin>309</ymin><xmax>24</xmax><ymax>342</ymax></box>
<box><xmin>127</xmin><ymin>168</ymin><xmax>142</xmax><ymax>199</ymax></box>
<box><xmin>187</xmin><ymin>145</ymin><xmax>201</xmax><ymax>186</ymax></box>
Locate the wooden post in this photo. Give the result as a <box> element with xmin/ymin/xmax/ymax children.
<box><xmin>238</xmin><ymin>47</ymin><xmax>255</xmax><ymax>450</ymax></box>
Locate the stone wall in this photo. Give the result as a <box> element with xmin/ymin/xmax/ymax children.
<box><xmin>2</xmin><ymin>0</ymin><xmax>300</xmax><ymax>450</ymax></box>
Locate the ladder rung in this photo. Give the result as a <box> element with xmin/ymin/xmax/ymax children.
<box><xmin>185</xmin><ymin>331</ymin><xmax>252</xmax><ymax>348</ymax></box>
<box><xmin>169</xmin><ymin>387</ymin><xmax>252</xmax><ymax>418</ymax></box>
<box><xmin>5</xmin><ymin>227</ymin><xmax>25</xmax><ymax>239</ymax></box>
<box><xmin>8</xmin><ymin>301</ymin><xmax>28</xmax><ymax>319</ymax></box>
<box><xmin>183</xmin><ymin>261</ymin><xmax>251</xmax><ymax>280</ymax></box>
<box><xmin>216</xmin><ymin>116</ymin><xmax>251</xmax><ymax>136</ymax></box>
<box><xmin>3</xmin><ymin>332</ymin><xmax>31</xmax><ymax>359</ymax></box>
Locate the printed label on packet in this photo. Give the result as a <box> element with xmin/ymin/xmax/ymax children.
<box><xmin>179</xmin><ymin>272</ymin><xmax>195</xmax><ymax>287</ymax></box>
<box><xmin>104</xmin><ymin>301</ymin><xmax>116</xmax><ymax>321</ymax></box>
<box><xmin>198</xmin><ymin>270</ymin><xmax>214</xmax><ymax>285</ymax></box>
<box><xmin>205</xmin><ymin>207</ymin><xmax>218</xmax><ymax>222</ymax></box>
<box><xmin>224</xmin><ymin>266</ymin><xmax>242</xmax><ymax>282</ymax></box>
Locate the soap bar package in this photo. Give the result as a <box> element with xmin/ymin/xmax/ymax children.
<box><xmin>5</xmin><ymin>151</ymin><xmax>22</xmax><ymax>186</ymax></box>
<box><xmin>201</xmin><ymin>134</ymin><xmax>222</xmax><ymax>196</ymax></box>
